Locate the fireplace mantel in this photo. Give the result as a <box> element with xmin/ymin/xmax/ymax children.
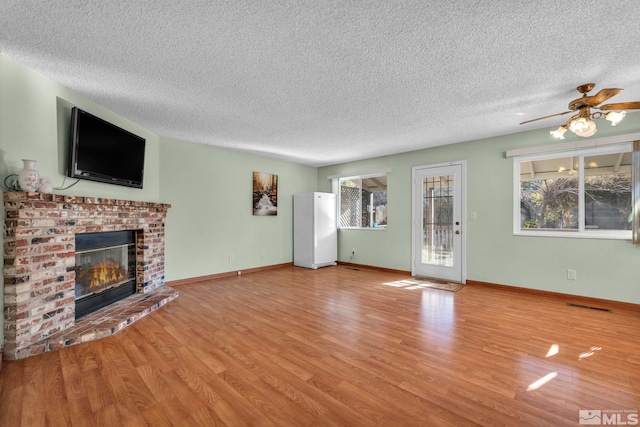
<box><xmin>3</xmin><ymin>191</ymin><xmax>176</xmax><ymax>360</ymax></box>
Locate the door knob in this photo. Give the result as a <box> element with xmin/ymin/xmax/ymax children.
<box><xmin>455</xmin><ymin>221</ymin><xmax>460</xmax><ymax>225</ymax></box>
<box><xmin>455</xmin><ymin>230</ymin><xmax>460</xmax><ymax>235</ymax></box>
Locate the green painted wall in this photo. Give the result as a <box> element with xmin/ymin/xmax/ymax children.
<box><xmin>158</xmin><ymin>138</ymin><xmax>318</xmax><ymax>281</ymax></box>
<box><xmin>318</xmin><ymin>115</ymin><xmax>640</xmax><ymax>304</ymax></box>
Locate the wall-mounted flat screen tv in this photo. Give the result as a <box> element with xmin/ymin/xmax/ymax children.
<box><xmin>68</xmin><ymin>107</ymin><xmax>146</xmax><ymax>189</ymax></box>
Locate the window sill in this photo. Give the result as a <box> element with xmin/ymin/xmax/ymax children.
<box><xmin>514</xmin><ymin>230</ymin><xmax>631</xmax><ymax>240</ymax></box>
<box><xmin>340</xmin><ymin>226</ymin><xmax>387</xmax><ymax>231</ymax></box>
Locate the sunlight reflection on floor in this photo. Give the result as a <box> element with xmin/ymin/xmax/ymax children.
<box><xmin>419</xmin><ymin>291</ymin><xmax>456</xmax><ymax>349</ymax></box>
<box><xmin>383</xmin><ymin>278</ymin><xmax>464</xmax><ymax>292</ymax></box>
<box><xmin>579</xmin><ymin>346</ymin><xmax>602</xmax><ymax>360</ymax></box>
<box><xmin>527</xmin><ymin>372</ymin><xmax>558</xmax><ymax>391</ymax></box>
<box><xmin>546</xmin><ymin>344</ymin><xmax>559</xmax><ymax>357</ymax></box>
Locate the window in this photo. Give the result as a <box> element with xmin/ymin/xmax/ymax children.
<box><xmin>337</xmin><ymin>174</ymin><xmax>388</xmax><ymax>229</ymax></box>
<box><xmin>515</xmin><ymin>144</ymin><xmax>632</xmax><ymax>239</ymax></box>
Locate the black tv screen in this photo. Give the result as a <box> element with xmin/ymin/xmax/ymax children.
<box><xmin>68</xmin><ymin>107</ymin><xmax>146</xmax><ymax>189</ymax></box>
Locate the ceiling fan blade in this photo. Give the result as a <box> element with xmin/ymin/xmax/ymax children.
<box><xmin>520</xmin><ymin>111</ymin><xmax>572</xmax><ymax>125</ymax></box>
<box><xmin>585</xmin><ymin>88</ymin><xmax>623</xmax><ymax>106</ymax></box>
<box><xmin>600</xmin><ymin>101</ymin><xmax>640</xmax><ymax>110</ymax></box>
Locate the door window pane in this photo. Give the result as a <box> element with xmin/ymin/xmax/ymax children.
<box><xmin>422</xmin><ymin>175</ymin><xmax>454</xmax><ymax>266</ymax></box>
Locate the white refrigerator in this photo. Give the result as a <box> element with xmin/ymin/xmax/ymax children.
<box><xmin>293</xmin><ymin>192</ymin><xmax>338</xmax><ymax>269</ymax></box>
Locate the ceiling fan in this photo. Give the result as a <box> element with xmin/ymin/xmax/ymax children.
<box><xmin>520</xmin><ymin>83</ymin><xmax>640</xmax><ymax>139</ymax></box>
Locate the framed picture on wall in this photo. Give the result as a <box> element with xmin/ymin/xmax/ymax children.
<box><xmin>253</xmin><ymin>171</ymin><xmax>278</xmax><ymax>216</ymax></box>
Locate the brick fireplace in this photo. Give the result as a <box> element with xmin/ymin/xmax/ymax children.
<box><xmin>3</xmin><ymin>191</ymin><xmax>177</xmax><ymax>360</ymax></box>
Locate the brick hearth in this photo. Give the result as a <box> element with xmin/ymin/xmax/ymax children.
<box><xmin>3</xmin><ymin>191</ymin><xmax>177</xmax><ymax>360</ymax></box>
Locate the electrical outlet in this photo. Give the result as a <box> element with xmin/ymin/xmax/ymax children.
<box><xmin>229</xmin><ymin>253</ymin><xmax>235</xmax><ymax>262</ymax></box>
<box><xmin>261</xmin><ymin>253</ymin><xmax>265</xmax><ymax>260</ymax></box>
<box><xmin>567</xmin><ymin>269</ymin><xmax>577</xmax><ymax>280</ymax></box>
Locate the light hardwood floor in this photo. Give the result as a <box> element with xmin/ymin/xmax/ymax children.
<box><xmin>1</xmin><ymin>266</ymin><xmax>639</xmax><ymax>426</ymax></box>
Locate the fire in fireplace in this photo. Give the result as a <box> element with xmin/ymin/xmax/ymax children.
<box><xmin>74</xmin><ymin>230</ymin><xmax>137</xmax><ymax>319</ymax></box>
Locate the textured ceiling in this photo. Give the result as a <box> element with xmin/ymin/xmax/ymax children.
<box><xmin>2</xmin><ymin>1</ymin><xmax>640</xmax><ymax>166</ymax></box>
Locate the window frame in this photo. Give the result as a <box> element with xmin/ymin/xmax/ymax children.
<box><xmin>513</xmin><ymin>143</ymin><xmax>632</xmax><ymax>240</ymax></box>
<box><xmin>331</xmin><ymin>171</ymin><xmax>389</xmax><ymax>230</ymax></box>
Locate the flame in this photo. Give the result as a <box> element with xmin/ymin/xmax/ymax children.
<box><xmin>90</xmin><ymin>259</ymin><xmax>124</xmax><ymax>289</ymax></box>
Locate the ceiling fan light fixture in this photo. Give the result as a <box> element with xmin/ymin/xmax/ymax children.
<box><xmin>550</xmin><ymin>126</ymin><xmax>567</xmax><ymax>139</ymax></box>
<box><xmin>605</xmin><ymin>110</ymin><xmax>626</xmax><ymax>126</ymax></box>
<box><xmin>521</xmin><ymin>83</ymin><xmax>640</xmax><ymax>141</ymax></box>
<box><xmin>569</xmin><ymin>117</ymin><xmax>588</xmax><ymax>133</ymax></box>
<box><xmin>570</xmin><ymin>117</ymin><xmax>598</xmax><ymax>137</ymax></box>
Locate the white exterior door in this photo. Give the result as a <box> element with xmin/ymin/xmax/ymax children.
<box><xmin>412</xmin><ymin>162</ymin><xmax>465</xmax><ymax>282</ymax></box>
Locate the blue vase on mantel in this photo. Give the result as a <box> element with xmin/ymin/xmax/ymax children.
<box><xmin>18</xmin><ymin>159</ymin><xmax>40</xmax><ymax>192</ymax></box>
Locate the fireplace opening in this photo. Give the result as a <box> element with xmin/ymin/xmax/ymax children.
<box><xmin>74</xmin><ymin>230</ymin><xmax>137</xmax><ymax>319</ymax></box>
